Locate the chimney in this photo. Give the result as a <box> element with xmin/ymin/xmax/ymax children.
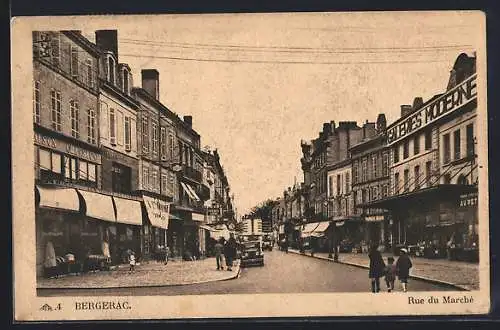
<box><xmin>412</xmin><ymin>97</ymin><xmax>424</xmax><ymax>111</ymax></box>
<box><xmin>376</xmin><ymin>113</ymin><xmax>387</xmax><ymax>132</ymax></box>
<box><xmin>95</xmin><ymin>30</ymin><xmax>118</xmax><ymax>58</ymax></box>
<box><xmin>401</xmin><ymin>105</ymin><xmax>413</xmax><ymax>117</ymax></box>
<box><xmin>183</xmin><ymin>115</ymin><xmax>193</xmax><ymax>128</ymax></box>
<box><xmin>141</xmin><ymin>69</ymin><xmax>160</xmax><ymax>101</ymax></box>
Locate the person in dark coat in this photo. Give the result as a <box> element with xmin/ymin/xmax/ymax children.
<box><xmin>224</xmin><ymin>234</ymin><xmax>238</xmax><ymax>271</ymax></box>
<box><xmin>214</xmin><ymin>238</ymin><xmax>224</xmax><ymax>270</ymax></box>
<box><xmin>396</xmin><ymin>248</ymin><xmax>413</xmax><ymax>292</ymax></box>
<box><xmin>368</xmin><ymin>244</ymin><xmax>385</xmax><ymax>293</ymax></box>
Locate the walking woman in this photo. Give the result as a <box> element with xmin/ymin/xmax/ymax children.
<box><xmin>224</xmin><ymin>233</ymin><xmax>238</xmax><ymax>271</ymax></box>
<box><xmin>368</xmin><ymin>244</ymin><xmax>385</xmax><ymax>293</ymax></box>
<box><xmin>396</xmin><ymin>248</ymin><xmax>413</xmax><ymax>292</ymax></box>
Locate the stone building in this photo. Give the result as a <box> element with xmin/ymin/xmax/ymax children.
<box><xmin>367</xmin><ymin>53</ymin><xmax>478</xmax><ymax>258</ymax></box>
<box><xmin>33</xmin><ymin>30</ymin><xmax>103</xmax><ymax>277</ymax></box>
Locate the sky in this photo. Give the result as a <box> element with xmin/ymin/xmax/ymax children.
<box><xmin>82</xmin><ymin>11</ymin><xmax>482</xmax><ymax>217</ymax></box>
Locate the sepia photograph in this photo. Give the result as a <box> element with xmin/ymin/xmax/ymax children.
<box><xmin>11</xmin><ymin>11</ymin><xmax>489</xmax><ymax>320</ymax></box>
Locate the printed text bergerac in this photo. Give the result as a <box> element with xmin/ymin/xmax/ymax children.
<box><xmin>387</xmin><ymin>74</ymin><xmax>477</xmax><ymax>145</ymax></box>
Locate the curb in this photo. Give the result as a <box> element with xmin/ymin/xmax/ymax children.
<box><xmin>288</xmin><ymin>250</ymin><xmax>471</xmax><ymax>291</ymax></box>
<box><xmin>37</xmin><ymin>264</ymin><xmax>242</xmax><ymax>290</ymax></box>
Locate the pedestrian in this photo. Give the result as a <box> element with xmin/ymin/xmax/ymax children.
<box><xmin>128</xmin><ymin>250</ymin><xmax>136</xmax><ymax>273</ymax></box>
<box><xmin>164</xmin><ymin>246</ymin><xmax>170</xmax><ymax>265</ymax></box>
<box><xmin>396</xmin><ymin>248</ymin><xmax>413</xmax><ymax>292</ymax></box>
<box><xmin>368</xmin><ymin>244</ymin><xmax>385</xmax><ymax>293</ymax></box>
<box><xmin>384</xmin><ymin>256</ymin><xmax>397</xmax><ymax>292</ymax></box>
<box><xmin>214</xmin><ymin>238</ymin><xmax>224</xmax><ymax>270</ymax></box>
<box><xmin>283</xmin><ymin>238</ymin><xmax>289</xmax><ymax>254</ymax></box>
<box><xmin>224</xmin><ymin>233</ymin><xmax>238</xmax><ymax>271</ymax></box>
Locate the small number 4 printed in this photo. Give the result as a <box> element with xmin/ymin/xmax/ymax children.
<box><xmin>40</xmin><ymin>303</ymin><xmax>62</xmax><ymax>311</ymax></box>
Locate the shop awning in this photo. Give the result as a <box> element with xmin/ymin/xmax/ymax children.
<box><xmin>36</xmin><ymin>185</ymin><xmax>80</xmax><ymax>212</ymax></box>
<box><xmin>300</xmin><ymin>222</ymin><xmax>321</xmax><ymax>238</ymax></box>
<box><xmin>113</xmin><ymin>196</ymin><xmax>142</xmax><ymax>226</ymax></box>
<box><xmin>310</xmin><ymin>221</ymin><xmax>331</xmax><ymax>237</ymax></box>
<box><xmin>143</xmin><ymin>195</ymin><xmax>170</xmax><ymax>229</ymax></box>
<box><xmin>360</xmin><ymin>184</ymin><xmax>478</xmax><ymax>209</ymax></box>
<box><xmin>77</xmin><ymin>189</ymin><xmax>115</xmax><ymax>222</ymax></box>
<box><xmin>181</xmin><ymin>182</ymin><xmax>201</xmax><ymax>202</ymax></box>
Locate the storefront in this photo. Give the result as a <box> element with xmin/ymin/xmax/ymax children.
<box><xmin>333</xmin><ymin>216</ymin><xmax>365</xmax><ymax>252</ymax></box>
<box><xmin>142</xmin><ymin>195</ymin><xmax>170</xmax><ymax>261</ymax></box>
<box><xmin>299</xmin><ymin>221</ymin><xmax>331</xmax><ymax>252</ymax></box>
<box><xmin>101</xmin><ymin>147</ymin><xmax>139</xmax><ymax>194</ymax></box>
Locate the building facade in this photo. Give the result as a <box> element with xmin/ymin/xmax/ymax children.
<box><xmin>33</xmin><ymin>30</ymin><xmax>104</xmax><ymax>277</ymax></box>
<box><xmin>350</xmin><ymin>114</ymin><xmax>390</xmax><ymax>249</ymax></box>
<box><xmin>368</xmin><ymin>53</ymin><xmax>478</xmax><ymax>258</ymax></box>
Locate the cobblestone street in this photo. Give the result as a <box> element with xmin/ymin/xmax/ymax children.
<box><xmin>37</xmin><ymin>258</ymin><xmax>240</xmax><ymax>289</ymax></box>
<box><xmin>289</xmin><ymin>249</ymin><xmax>479</xmax><ymax>290</ymax></box>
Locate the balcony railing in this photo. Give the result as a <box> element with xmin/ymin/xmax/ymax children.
<box><xmin>182</xmin><ymin>166</ymin><xmax>202</xmax><ymax>183</ymax></box>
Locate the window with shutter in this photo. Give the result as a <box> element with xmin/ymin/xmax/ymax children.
<box><xmin>116</xmin><ymin>111</ymin><xmax>124</xmax><ymax>146</ymax></box>
<box><xmin>160</xmin><ymin>127</ymin><xmax>167</xmax><ymax>160</ymax></box>
<box><xmin>109</xmin><ymin>108</ymin><xmax>116</xmax><ymax>145</ymax></box>
<box><xmin>124</xmin><ymin>116</ymin><xmax>131</xmax><ymax>151</ymax></box>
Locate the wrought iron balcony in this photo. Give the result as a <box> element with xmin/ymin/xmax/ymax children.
<box><xmin>182</xmin><ymin>166</ymin><xmax>202</xmax><ymax>183</ymax></box>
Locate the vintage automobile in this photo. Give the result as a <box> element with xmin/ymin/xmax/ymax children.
<box><xmin>262</xmin><ymin>234</ymin><xmax>274</xmax><ymax>251</ymax></box>
<box><xmin>240</xmin><ymin>240</ymin><xmax>264</xmax><ymax>267</ymax></box>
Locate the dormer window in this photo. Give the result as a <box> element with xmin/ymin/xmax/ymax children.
<box><xmin>107</xmin><ymin>55</ymin><xmax>115</xmax><ymax>84</ymax></box>
<box><xmin>122</xmin><ymin>68</ymin><xmax>129</xmax><ymax>94</ymax></box>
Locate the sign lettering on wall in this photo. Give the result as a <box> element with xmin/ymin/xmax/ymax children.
<box><xmin>387</xmin><ymin>74</ymin><xmax>477</xmax><ymax>145</ymax></box>
<box><xmin>34</xmin><ymin>132</ymin><xmax>101</xmax><ymax>163</ymax></box>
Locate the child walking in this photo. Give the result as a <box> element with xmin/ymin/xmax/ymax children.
<box><xmin>396</xmin><ymin>248</ymin><xmax>413</xmax><ymax>292</ymax></box>
<box><xmin>384</xmin><ymin>256</ymin><xmax>397</xmax><ymax>292</ymax></box>
<box><xmin>129</xmin><ymin>251</ymin><xmax>136</xmax><ymax>273</ymax></box>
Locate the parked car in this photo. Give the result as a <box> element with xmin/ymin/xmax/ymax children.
<box><xmin>240</xmin><ymin>240</ymin><xmax>264</xmax><ymax>267</ymax></box>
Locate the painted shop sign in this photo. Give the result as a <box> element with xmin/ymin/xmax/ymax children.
<box><xmin>143</xmin><ymin>195</ymin><xmax>170</xmax><ymax>229</ymax></box>
<box><xmin>34</xmin><ymin>132</ymin><xmax>101</xmax><ymax>163</ymax></box>
<box><xmin>460</xmin><ymin>192</ymin><xmax>478</xmax><ymax>207</ymax></box>
<box><xmin>101</xmin><ymin>147</ymin><xmax>138</xmax><ymax>165</ymax></box>
<box><xmin>387</xmin><ymin>74</ymin><xmax>477</xmax><ymax>145</ymax></box>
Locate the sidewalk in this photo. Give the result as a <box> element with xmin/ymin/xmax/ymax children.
<box><xmin>288</xmin><ymin>249</ymin><xmax>479</xmax><ymax>291</ymax></box>
<box><xmin>37</xmin><ymin>257</ymin><xmax>240</xmax><ymax>289</ymax></box>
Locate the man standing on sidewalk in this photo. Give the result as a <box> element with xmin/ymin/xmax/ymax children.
<box><xmin>214</xmin><ymin>238</ymin><xmax>224</xmax><ymax>270</ymax></box>
<box><xmin>224</xmin><ymin>233</ymin><xmax>238</xmax><ymax>271</ymax></box>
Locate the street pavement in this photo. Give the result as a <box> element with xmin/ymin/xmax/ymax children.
<box><xmin>288</xmin><ymin>249</ymin><xmax>479</xmax><ymax>291</ymax></box>
<box><xmin>38</xmin><ymin>257</ymin><xmax>240</xmax><ymax>289</ymax></box>
<box><xmin>38</xmin><ymin>249</ymin><xmax>455</xmax><ymax>296</ymax></box>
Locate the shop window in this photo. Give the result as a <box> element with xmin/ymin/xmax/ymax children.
<box><xmin>33</xmin><ymin>80</ymin><xmax>41</xmax><ymax>124</ymax></box>
<box><xmin>393</xmin><ymin>145</ymin><xmax>399</xmax><ymax>163</ymax></box>
<box><xmin>414</xmin><ymin>135</ymin><xmax>420</xmax><ymax>155</ymax></box>
<box><xmin>70</xmin><ymin>45</ymin><xmax>79</xmax><ymax>78</ymax></box>
<box><xmin>87</xmin><ymin>108</ymin><xmax>96</xmax><ymax>144</ymax></box>
<box><xmin>88</xmin><ymin>163</ymin><xmax>97</xmax><ymax>182</ymax></box>
<box><xmin>64</xmin><ymin>156</ymin><xmax>78</xmax><ymax>181</ymax></box>
<box><xmin>425</xmin><ymin>130</ymin><xmax>432</xmax><ymax>150</ymax></box>
<box><xmin>403</xmin><ymin>140</ymin><xmax>409</xmax><ymax>159</ymax></box>
<box><xmin>39</xmin><ymin>148</ymin><xmax>52</xmax><ymax>172</ymax></box>
<box><xmin>70</xmin><ymin>100</ymin><xmax>79</xmax><ymax>138</ymax></box>
<box><xmin>454</xmin><ymin>130</ymin><xmax>461</xmax><ymax>160</ymax></box>
<box><xmin>38</xmin><ymin>148</ymin><xmax>63</xmax><ymax>180</ymax></box>
<box><xmin>443</xmin><ymin>133</ymin><xmax>451</xmax><ymax>164</ymax></box>
<box><xmin>466</xmin><ymin>124</ymin><xmax>474</xmax><ymax>157</ymax></box>
<box><xmin>124</xmin><ymin>116</ymin><xmax>131</xmax><ymax>151</ymax></box>
<box><xmin>50</xmin><ymin>89</ymin><xmax>62</xmax><ymax>131</ymax></box>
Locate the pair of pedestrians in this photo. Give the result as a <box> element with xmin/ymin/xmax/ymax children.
<box><xmin>369</xmin><ymin>246</ymin><xmax>413</xmax><ymax>293</ymax></box>
<box><xmin>214</xmin><ymin>234</ymin><xmax>238</xmax><ymax>271</ymax></box>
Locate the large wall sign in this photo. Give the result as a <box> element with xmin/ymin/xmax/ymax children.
<box><xmin>387</xmin><ymin>74</ymin><xmax>477</xmax><ymax>145</ymax></box>
<box><xmin>34</xmin><ymin>132</ymin><xmax>101</xmax><ymax>163</ymax></box>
